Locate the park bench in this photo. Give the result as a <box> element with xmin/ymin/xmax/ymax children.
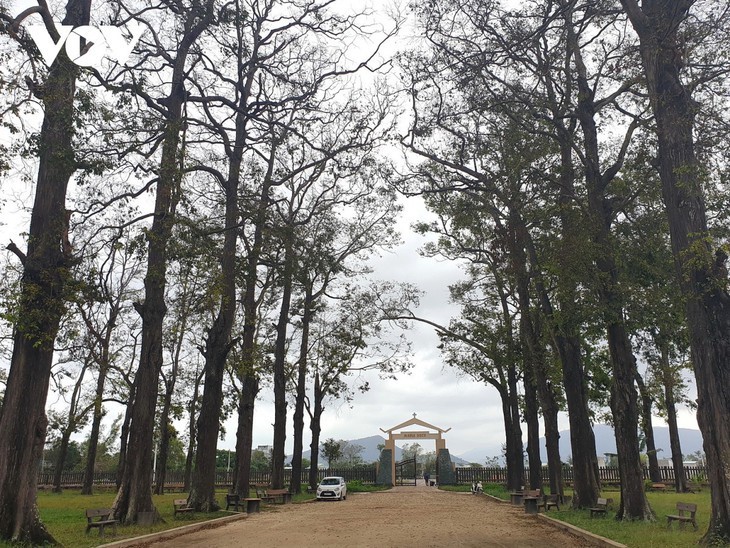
<box><xmin>667</xmin><ymin>502</ymin><xmax>698</xmax><ymax>530</ymax></box>
<box><xmin>650</xmin><ymin>482</ymin><xmax>667</xmax><ymax>492</ymax></box>
<box><xmin>226</xmin><ymin>493</ymin><xmax>241</xmax><ymax>511</ymax></box>
<box><xmin>266</xmin><ymin>488</ymin><xmax>292</xmax><ymax>504</ymax></box>
<box><xmin>589</xmin><ymin>497</ymin><xmax>609</xmax><ymax>517</ymax></box>
<box><xmin>523</xmin><ymin>489</ymin><xmax>542</xmax><ymax>515</ymax></box>
<box><xmin>173</xmin><ymin>498</ymin><xmax>195</xmax><ymax>518</ymax></box>
<box><xmin>537</xmin><ymin>494</ymin><xmax>560</xmax><ymax>512</ymax></box>
<box><xmin>85</xmin><ymin>508</ymin><xmax>117</xmax><ymax>537</ymax></box>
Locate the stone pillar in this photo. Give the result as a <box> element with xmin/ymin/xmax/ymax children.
<box><xmin>377</xmin><ymin>449</ymin><xmax>393</xmax><ymax>486</ymax></box>
<box><xmin>436</xmin><ymin>448</ymin><xmax>455</xmax><ymax>485</ymax></box>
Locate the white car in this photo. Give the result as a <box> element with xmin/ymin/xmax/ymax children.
<box><xmin>316</xmin><ymin>476</ymin><xmax>347</xmax><ymax>501</ymax></box>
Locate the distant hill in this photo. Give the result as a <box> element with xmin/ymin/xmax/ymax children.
<box><xmin>290</xmin><ymin>434</ymin><xmax>469</xmax><ymax>466</ymax></box>
<box><xmin>455</xmin><ymin>425</ymin><xmax>705</xmax><ymax>466</ymax></box>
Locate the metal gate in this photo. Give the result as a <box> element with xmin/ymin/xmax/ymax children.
<box><xmin>395</xmin><ymin>457</ymin><xmax>417</xmax><ymax>486</ymax></box>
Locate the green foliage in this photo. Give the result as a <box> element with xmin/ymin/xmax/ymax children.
<box><xmin>321</xmin><ymin>438</ymin><xmax>343</xmax><ymax>466</ymax></box>
<box><xmin>346</xmin><ymin>480</ymin><xmax>389</xmax><ymax>493</ymax></box>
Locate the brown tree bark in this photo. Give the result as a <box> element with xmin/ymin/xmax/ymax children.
<box><xmin>0</xmin><ymin>0</ymin><xmax>90</xmax><ymax>541</ymax></box>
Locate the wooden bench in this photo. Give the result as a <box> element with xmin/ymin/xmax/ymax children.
<box><xmin>537</xmin><ymin>494</ymin><xmax>560</xmax><ymax>512</ymax></box>
<box><xmin>589</xmin><ymin>497</ymin><xmax>609</xmax><ymax>517</ymax></box>
<box><xmin>266</xmin><ymin>488</ymin><xmax>292</xmax><ymax>504</ymax></box>
<box><xmin>173</xmin><ymin>499</ymin><xmax>194</xmax><ymax>517</ymax></box>
<box><xmin>667</xmin><ymin>502</ymin><xmax>698</xmax><ymax>530</ymax></box>
<box><xmin>650</xmin><ymin>482</ymin><xmax>667</xmax><ymax>492</ymax></box>
<box><xmin>226</xmin><ymin>493</ymin><xmax>241</xmax><ymax>512</ymax></box>
<box><xmin>85</xmin><ymin>508</ymin><xmax>117</xmax><ymax>537</ymax></box>
<box><xmin>523</xmin><ymin>489</ymin><xmax>542</xmax><ymax>515</ymax></box>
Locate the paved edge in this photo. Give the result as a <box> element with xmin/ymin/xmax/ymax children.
<box><xmin>536</xmin><ymin>514</ymin><xmax>628</xmax><ymax>548</ymax></box>
<box><xmin>97</xmin><ymin>512</ymin><xmax>249</xmax><ymax>548</ymax></box>
<box><xmin>478</xmin><ymin>493</ymin><xmax>626</xmax><ymax>548</ymax></box>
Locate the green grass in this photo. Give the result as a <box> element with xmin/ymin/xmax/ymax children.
<box><xmin>0</xmin><ymin>489</ymin><xmax>247</xmax><ymax>547</ymax></box>
<box><xmin>548</xmin><ymin>490</ymin><xmax>714</xmax><ymax>548</ymax></box>
<box><xmin>439</xmin><ymin>482</ymin><xmax>510</xmax><ymax>500</ymax></box>
<box><xmin>345</xmin><ymin>481</ymin><xmax>389</xmax><ymax>493</ymax></box>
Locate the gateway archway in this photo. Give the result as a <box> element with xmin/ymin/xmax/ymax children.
<box><xmin>377</xmin><ymin>414</ymin><xmax>455</xmax><ymax>486</ymax></box>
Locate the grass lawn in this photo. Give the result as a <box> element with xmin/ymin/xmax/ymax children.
<box><xmin>440</xmin><ymin>482</ymin><xmax>510</xmax><ymax>500</ymax></box>
<box><xmin>548</xmin><ymin>489</ymin><xmax>711</xmax><ymax>548</ymax></box>
<box><xmin>1</xmin><ymin>488</ymin><xmax>292</xmax><ymax>548</ymax></box>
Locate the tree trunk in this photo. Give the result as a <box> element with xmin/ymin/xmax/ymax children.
<box><xmin>564</xmin><ymin>4</ymin><xmax>652</xmax><ymax>519</ymax></box>
<box><xmin>189</xmin><ymin>324</ymin><xmax>230</xmax><ymax>510</ymax></box>
<box><xmin>308</xmin><ymin>375</ymin><xmax>324</xmax><ymax>491</ymax></box>
<box><xmin>290</xmin><ymin>290</ymin><xmax>313</xmax><ymax>494</ymax></box>
<box><xmin>52</xmin><ymin>429</ymin><xmax>73</xmax><ymax>494</ymax></box>
<box><xmin>116</xmin><ymin>379</ymin><xmax>136</xmax><ymax>490</ymax></box>
<box><xmin>54</xmin><ymin>361</ymin><xmax>87</xmax><ymax>493</ymax></box>
<box><xmin>542</xmin><ymin>391</ymin><xmax>563</xmax><ymax>497</ymax></box>
<box><xmin>189</xmin><ymin>23</ymin><xmax>258</xmax><ymax>503</ymax></box>
<box><xmin>527</xmin><ymin>223</ymin><xmax>600</xmax><ymax>507</ymax></box>
<box><xmin>113</xmin><ymin>39</ymin><xmax>188</xmax><ymax>527</ymax></box>
<box><xmin>495</xmin><ymin>379</ymin><xmax>523</xmax><ymax>492</ymax></box>
<box><xmin>608</xmin><ymin>324</ymin><xmax>654</xmax><ymax>520</ymax></box>
<box><xmin>524</xmin><ymin>372</ymin><xmax>542</xmax><ymax>490</ymax></box>
<box><xmin>82</xmin><ymin>363</ymin><xmax>108</xmax><ymax>495</ymax></box>
<box><xmin>271</xmin><ymin>232</ymin><xmax>295</xmax><ymax>490</ymax></box>
<box><xmin>0</xmin><ymin>1</ymin><xmax>89</xmax><ymax>542</ymax></box>
<box><xmin>660</xmin><ymin>345</ymin><xmax>687</xmax><ymax>493</ymax></box>
<box><xmin>636</xmin><ymin>373</ymin><xmax>661</xmax><ymax>483</ymax></box>
<box><xmin>233</xmin><ymin>143</ymin><xmax>275</xmax><ymax>496</ymax></box>
<box><xmin>557</xmin><ymin>334</ymin><xmax>601</xmax><ymax>508</ymax></box>
<box><xmin>233</xmin><ymin>375</ymin><xmax>258</xmax><ymax>497</ymax></box>
<box><xmin>619</xmin><ymin>1</ymin><xmax>730</xmax><ymax>538</ymax></box>
<box><xmin>154</xmin><ymin>380</ymin><xmax>174</xmax><ymax>496</ymax></box>
<box><xmin>183</xmin><ymin>368</ymin><xmax>203</xmax><ymax>492</ymax></box>
<box><xmin>513</xmin><ymin>216</ymin><xmax>564</xmax><ymax>497</ymax></box>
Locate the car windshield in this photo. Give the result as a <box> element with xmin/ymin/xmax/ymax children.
<box><xmin>321</xmin><ymin>478</ymin><xmax>341</xmax><ymax>485</ymax></box>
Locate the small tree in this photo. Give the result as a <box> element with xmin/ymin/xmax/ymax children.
<box><xmin>321</xmin><ymin>439</ymin><xmax>343</xmax><ymax>467</ymax></box>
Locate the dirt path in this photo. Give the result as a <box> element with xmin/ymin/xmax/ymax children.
<box><xmin>147</xmin><ymin>484</ymin><xmax>594</xmax><ymax>547</ymax></box>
